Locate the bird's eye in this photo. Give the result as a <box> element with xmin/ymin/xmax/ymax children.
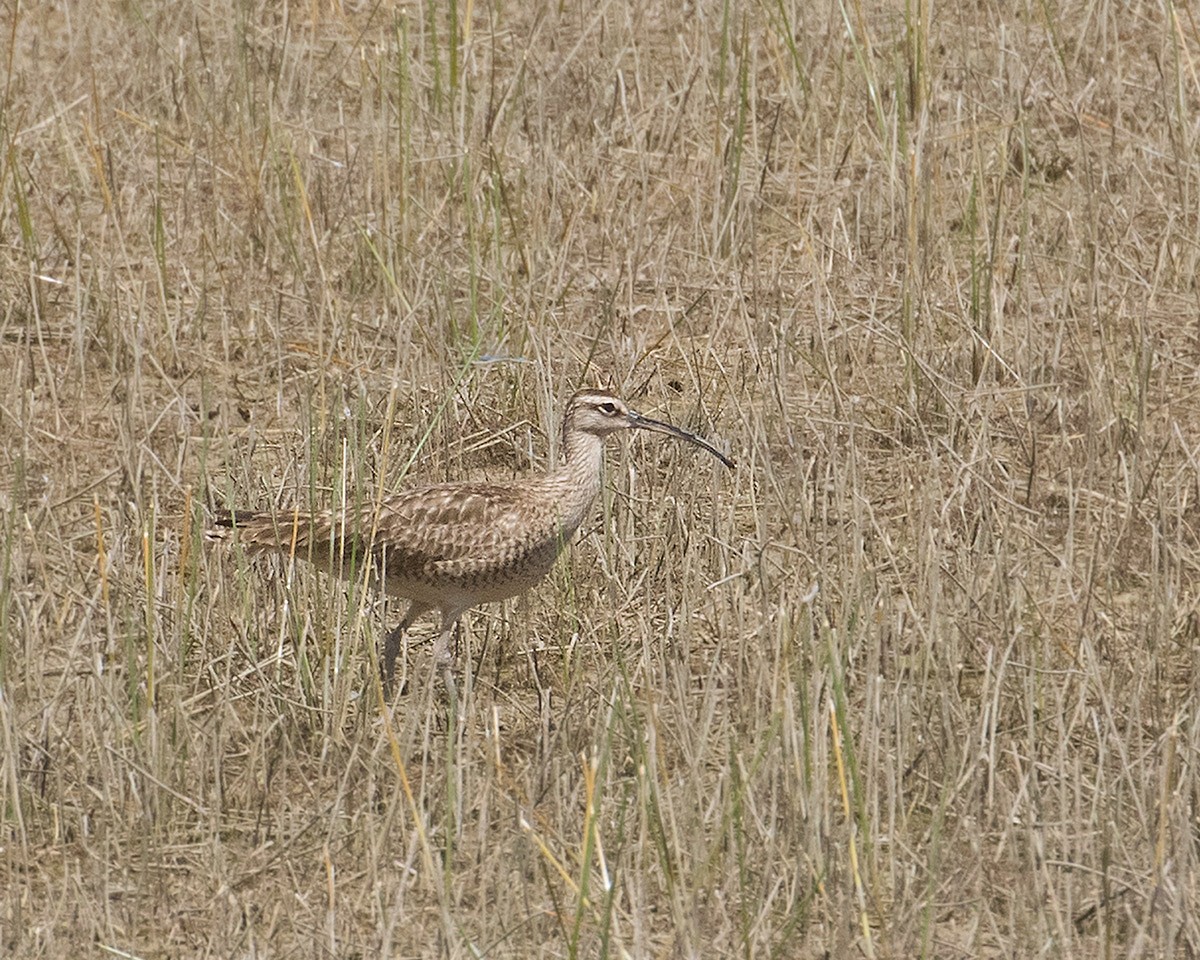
<box><xmin>599</xmin><ymin>402</ymin><xmax>617</xmax><ymax>415</ymax></box>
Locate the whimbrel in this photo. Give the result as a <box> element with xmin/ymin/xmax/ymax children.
<box><xmin>211</xmin><ymin>389</ymin><xmax>733</xmax><ymax>688</ymax></box>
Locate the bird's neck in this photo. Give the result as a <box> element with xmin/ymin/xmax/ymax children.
<box><xmin>542</xmin><ymin>431</ymin><xmax>607</xmax><ymax>538</ymax></box>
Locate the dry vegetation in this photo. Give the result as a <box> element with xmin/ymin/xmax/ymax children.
<box><xmin>3</xmin><ymin>0</ymin><xmax>1200</xmax><ymax>956</ymax></box>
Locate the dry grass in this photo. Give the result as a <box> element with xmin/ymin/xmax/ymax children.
<box><xmin>3</xmin><ymin>0</ymin><xmax>1200</xmax><ymax>956</ymax></box>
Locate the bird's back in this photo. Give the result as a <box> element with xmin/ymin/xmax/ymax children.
<box><xmin>215</xmin><ymin>476</ymin><xmax>581</xmax><ymax>608</ymax></box>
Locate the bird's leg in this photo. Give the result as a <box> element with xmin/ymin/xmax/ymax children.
<box><xmin>430</xmin><ymin>616</ymin><xmax>458</xmax><ymax>671</ymax></box>
<box><xmin>381</xmin><ymin>601</ymin><xmax>429</xmax><ymax>687</ymax></box>
<box><xmin>431</xmin><ymin>611</ymin><xmax>464</xmax><ymax>701</ymax></box>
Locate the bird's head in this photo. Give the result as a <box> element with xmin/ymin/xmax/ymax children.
<box><xmin>563</xmin><ymin>390</ymin><xmax>734</xmax><ymax>468</ymax></box>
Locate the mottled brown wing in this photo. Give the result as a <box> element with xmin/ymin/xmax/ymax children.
<box><xmin>216</xmin><ymin>481</ymin><xmax>553</xmax><ymax>583</ymax></box>
<box><xmin>361</xmin><ymin>481</ymin><xmax>546</xmax><ymax>576</ymax></box>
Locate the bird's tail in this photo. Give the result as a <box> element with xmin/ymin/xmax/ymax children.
<box><xmin>205</xmin><ymin>503</ymin><xmax>327</xmax><ymax>560</ymax></box>
<box><xmin>204</xmin><ymin>506</ymin><xmax>270</xmax><ymax>543</ymax></box>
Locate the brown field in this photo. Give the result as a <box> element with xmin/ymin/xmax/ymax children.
<box><xmin>3</xmin><ymin>1</ymin><xmax>1199</xmax><ymax>956</ymax></box>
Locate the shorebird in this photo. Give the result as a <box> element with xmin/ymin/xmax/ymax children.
<box><xmin>211</xmin><ymin>389</ymin><xmax>734</xmax><ymax>689</ymax></box>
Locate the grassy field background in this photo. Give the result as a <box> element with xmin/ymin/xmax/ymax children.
<box><xmin>3</xmin><ymin>0</ymin><xmax>1200</xmax><ymax>956</ymax></box>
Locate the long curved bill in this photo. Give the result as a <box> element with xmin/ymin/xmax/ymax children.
<box><xmin>628</xmin><ymin>409</ymin><xmax>736</xmax><ymax>469</ymax></box>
